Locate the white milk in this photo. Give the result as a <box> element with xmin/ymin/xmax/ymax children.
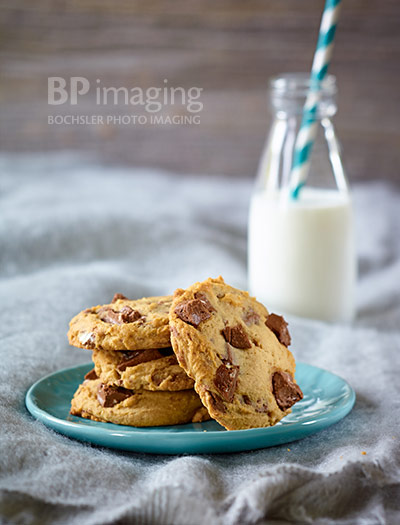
<box><xmin>248</xmin><ymin>188</ymin><xmax>356</xmax><ymax>322</ymax></box>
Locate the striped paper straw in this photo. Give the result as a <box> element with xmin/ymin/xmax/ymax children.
<box><xmin>290</xmin><ymin>0</ymin><xmax>342</xmax><ymax>199</ymax></box>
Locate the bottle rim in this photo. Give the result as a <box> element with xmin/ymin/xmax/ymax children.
<box><xmin>270</xmin><ymin>72</ymin><xmax>337</xmax><ymax>97</ymax></box>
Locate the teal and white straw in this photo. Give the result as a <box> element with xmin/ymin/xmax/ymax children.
<box><xmin>290</xmin><ymin>0</ymin><xmax>342</xmax><ymax>199</ymax></box>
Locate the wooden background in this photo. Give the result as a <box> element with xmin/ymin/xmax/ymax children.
<box><xmin>1</xmin><ymin>0</ymin><xmax>399</xmax><ymax>183</ymax></box>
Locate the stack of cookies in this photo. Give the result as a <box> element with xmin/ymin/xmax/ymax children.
<box><xmin>69</xmin><ymin>294</ymin><xmax>210</xmax><ymax>426</ymax></box>
<box><xmin>69</xmin><ymin>277</ymin><xmax>303</xmax><ymax>430</ymax></box>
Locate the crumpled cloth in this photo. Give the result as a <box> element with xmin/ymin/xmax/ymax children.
<box><xmin>0</xmin><ymin>154</ymin><xmax>399</xmax><ymax>525</ymax></box>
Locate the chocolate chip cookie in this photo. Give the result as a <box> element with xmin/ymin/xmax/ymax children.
<box><xmin>92</xmin><ymin>348</ymin><xmax>194</xmax><ymax>391</ymax></box>
<box><xmin>70</xmin><ymin>374</ymin><xmax>209</xmax><ymax>427</ymax></box>
<box><xmin>170</xmin><ymin>277</ymin><xmax>303</xmax><ymax>430</ymax></box>
<box><xmin>68</xmin><ymin>293</ymin><xmax>172</xmax><ymax>351</ymax></box>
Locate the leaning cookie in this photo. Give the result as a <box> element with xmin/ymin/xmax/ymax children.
<box><xmin>68</xmin><ymin>293</ymin><xmax>172</xmax><ymax>351</ymax></box>
<box><xmin>92</xmin><ymin>348</ymin><xmax>194</xmax><ymax>391</ymax></box>
<box><xmin>169</xmin><ymin>276</ymin><xmax>303</xmax><ymax>430</ymax></box>
<box><xmin>70</xmin><ymin>374</ymin><xmax>209</xmax><ymax>427</ymax></box>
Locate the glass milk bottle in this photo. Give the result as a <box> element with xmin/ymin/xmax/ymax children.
<box><xmin>248</xmin><ymin>73</ymin><xmax>356</xmax><ymax>322</ymax></box>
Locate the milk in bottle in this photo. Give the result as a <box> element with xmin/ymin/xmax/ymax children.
<box><xmin>248</xmin><ymin>74</ymin><xmax>356</xmax><ymax>322</ymax></box>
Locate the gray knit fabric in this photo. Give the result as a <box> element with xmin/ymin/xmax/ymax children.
<box><xmin>1</xmin><ymin>154</ymin><xmax>399</xmax><ymax>525</ymax></box>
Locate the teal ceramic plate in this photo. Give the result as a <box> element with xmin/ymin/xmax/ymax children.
<box><xmin>25</xmin><ymin>363</ymin><xmax>355</xmax><ymax>454</ymax></box>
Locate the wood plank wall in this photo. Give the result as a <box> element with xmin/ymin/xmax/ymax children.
<box><xmin>0</xmin><ymin>0</ymin><xmax>399</xmax><ymax>183</ymax></box>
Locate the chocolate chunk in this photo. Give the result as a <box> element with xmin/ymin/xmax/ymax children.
<box><xmin>265</xmin><ymin>313</ymin><xmax>291</xmax><ymax>346</ymax></box>
<box><xmin>243</xmin><ymin>308</ymin><xmax>260</xmax><ymax>326</ymax></box>
<box><xmin>214</xmin><ymin>362</ymin><xmax>239</xmax><ymax>402</ymax></box>
<box><xmin>111</xmin><ymin>293</ymin><xmax>128</xmax><ymax>303</ymax></box>
<box><xmin>208</xmin><ymin>391</ymin><xmax>226</xmax><ymax>413</ymax></box>
<box><xmin>98</xmin><ymin>307</ymin><xmax>142</xmax><ymax>325</ymax></box>
<box><xmin>272</xmin><ymin>371</ymin><xmax>303</xmax><ymax>411</ymax></box>
<box><xmin>174</xmin><ymin>298</ymin><xmax>213</xmax><ymax>327</ymax></box>
<box><xmin>98</xmin><ymin>308</ymin><xmax>121</xmax><ymax>324</ymax></box>
<box><xmin>222</xmin><ymin>324</ymin><xmax>251</xmax><ymax>349</ymax></box>
<box><xmin>119</xmin><ymin>306</ymin><xmax>142</xmax><ymax>323</ymax></box>
<box><xmin>116</xmin><ymin>348</ymin><xmax>164</xmax><ymax>371</ymax></box>
<box><xmin>97</xmin><ymin>383</ymin><xmax>133</xmax><ymax>407</ymax></box>
<box><xmin>84</xmin><ymin>369</ymin><xmax>98</xmax><ymax>380</ymax></box>
<box><xmin>194</xmin><ymin>292</ymin><xmax>216</xmax><ymax>312</ymax></box>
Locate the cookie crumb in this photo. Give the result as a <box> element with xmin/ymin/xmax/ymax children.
<box><xmin>361</xmin><ymin>451</ymin><xmax>367</xmax><ymax>455</ymax></box>
<box><xmin>339</xmin><ymin>456</ymin><xmax>343</xmax><ymax>460</ymax></box>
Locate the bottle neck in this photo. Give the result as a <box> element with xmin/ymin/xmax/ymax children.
<box><xmin>255</xmin><ymin>73</ymin><xmax>348</xmax><ymax>195</ymax></box>
<box><xmin>270</xmin><ymin>73</ymin><xmax>337</xmax><ymax>119</ymax></box>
